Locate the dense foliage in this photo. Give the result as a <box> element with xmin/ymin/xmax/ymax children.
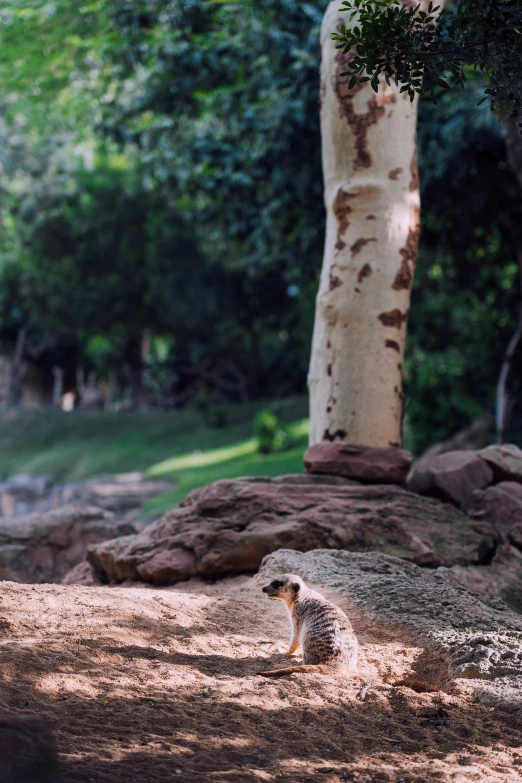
<box><xmin>0</xmin><ymin>0</ymin><xmax>521</xmax><ymax>449</ymax></box>
<box><xmin>333</xmin><ymin>0</ymin><xmax>522</xmax><ymax>120</ymax></box>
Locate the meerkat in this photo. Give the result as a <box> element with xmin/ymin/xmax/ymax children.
<box><xmin>259</xmin><ymin>573</ymin><xmax>358</xmax><ymax>678</ymax></box>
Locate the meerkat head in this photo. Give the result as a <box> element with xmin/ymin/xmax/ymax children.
<box><xmin>261</xmin><ymin>574</ymin><xmax>305</xmax><ymax>603</ymax></box>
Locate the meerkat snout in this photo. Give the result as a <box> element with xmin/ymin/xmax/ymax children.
<box><xmin>259</xmin><ymin>572</ymin><xmax>358</xmax><ymax>678</ymax></box>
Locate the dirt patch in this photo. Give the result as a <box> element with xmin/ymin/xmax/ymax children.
<box><xmin>0</xmin><ymin>577</ymin><xmax>520</xmax><ymax>782</ymax></box>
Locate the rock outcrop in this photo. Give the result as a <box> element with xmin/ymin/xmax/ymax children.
<box><xmin>257</xmin><ymin>548</ymin><xmax>522</xmax><ymax>714</ymax></box>
<box><xmin>87</xmin><ymin>474</ymin><xmax>496</xmax><ymax>585</ymax></box>
<box><xmin>0</xmin><ymin>505</ymin><xmax>136</xmax><ymax>583</ymax></box>
<box><xmin>304</xmin><ymin>442</ymin><xmax>412</xmax><ymax>484</ymax></box>
<box><xmin>437</xmin><ymin>544</ymin><xmax>522</xmax><ymax>615</ymax></box>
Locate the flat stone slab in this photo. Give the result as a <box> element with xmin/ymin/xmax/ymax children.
<box><xmin>87</xmin><ymin>475</ymin><xmax>496</xmax><ymax>585</ymax></box>
<box><xmin>258</xmin><ymin>549</ymin><xmax>522</xmax><ymax>714</ymax></box>
<box><xmin>304</xmin><ymin>442</ymin><xmax>412</xmax><ymax>484</ymax></box>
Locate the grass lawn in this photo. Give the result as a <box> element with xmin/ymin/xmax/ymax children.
<box><xmin>0</xmin><ymin>396</ymin><xmax>309</xmax><ymax>518</ymax></box>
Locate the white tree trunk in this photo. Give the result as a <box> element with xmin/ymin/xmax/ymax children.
<box><xmin>309</xmin><ymin>1</ymin><xmax>440</xmax><ymax>447</ymax></box>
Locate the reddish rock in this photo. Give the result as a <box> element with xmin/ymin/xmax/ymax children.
<box><xmin>465</xmin><ymin>482</ymin><xmax>522</xmax><ymax>547</ymax></box>
<box><xmin>406</xmin><ymin>450</ymin><xmax>493</xmax><ymax>507</ymax></box>
<box><xmin>0</xmin><ymin>505</ymin><xmax>136</xmax><ymax>584</ymax></box>
<box><xmin>61</xmin><ymin>560</ymin><xmax>102</xmax><ymax>586</ymax></box>
<box><xmin>0</xmin><ymin>714</ymin><xmax>61</xmax><ymax>783</ymax></box>
<box><xmin>304</xmin><ymin>442</ymin><xmax>412</xmax><ymax>484</ymax></box>
<box><xmin>479</xmin><ymin>444</ymin><xmax>522</xmax><ymax>484</ymax></box>
<box><xmin>87</xmin><ymin>475</ymin><xmax>495</xmax><ymax>585</ymax></box>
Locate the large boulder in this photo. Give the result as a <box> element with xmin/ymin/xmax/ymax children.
<box><xmin>406</xmin><ymin>450</ymin><xmax>493</xmax><ymax>507</ymax></box>
<box><xmin>478</xmin><ymin>444</ymin><xmax>522</xmax><ymax>484</ymax></box>
<box><xmin>0</xmin><ymin>714</ymin><xmax>61</xmax><ymax>783</ymax></box>
<box><xmin>258</xmin><ymin>548</ymin><xmax>522</xmax><ymax>713</ymax></box>
<box><xmin>304</xmin><ymin>442</ymin><xmax>412</xmax><ymax>484</ymax></box>
<box><xmin>465</xmin><ymin>482</ymin><xmax>522</xmax><ymax>542</ymax></box>
<box><xmin>87</xmin><ymin>474</ymin><xmax>496</xmax><ymax>585</ymax></box>
<box><xmin>0</xmin><ymin>505</ymin><xmax>136</xmax><ymax>584</ymax></box>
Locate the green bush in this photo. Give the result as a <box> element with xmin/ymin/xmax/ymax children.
<box><xmin>254</xmin><ymin>409</ymin><xmax>290</xmax><ymax>454</ymax></box>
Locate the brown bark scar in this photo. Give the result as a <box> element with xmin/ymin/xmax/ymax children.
<box><xmin>323</xmin><ymin>428</ymin><xmax>347</xmax><ymax>442</ymax></box>
<box><xmin>329</xmin><ymin>272</ymin><xmax>343</xmax><ymax>290</ymax></box>
<box><xmin>392</xmin><ymin>207</ymin><xmax>420</xmax><ymax>291</ymax></box>
<box><xmin>351</xmin><ymin>237</ymin><xmax>377</xmax><ymax>256</ymax></box>
<box><xmin>388</xmin><ymin>167</ymin><xmax>403</xmax><ymax>180</ymax></box>
<box><xmin>409</xmin><ymin>148</ymin><xmax>419</xmax><ymax>192</ymax></box>
<box><xmin>333</xmin><ymin>188</ymin><xmax>357</xmax><ymax>251</ymax></box>
<box><xmin>327</xmin><ymin>364</ymin><xmax>332</xmax><ymax>377</ymax></box>
<box><xmin>378</xmin><ymin>309</ymin><xmax>408</xmax><ymax>328</ymax></box>
<box><xmin>354</xmin><ymin>287</ymin><xmax>361</xmax><ymax>293</ymax></box>
<box><xmin>357</xmin><ymin>263</ymin><xmax>373</xmax><ymax>283</ymax></box>
<box><xmin>333</xmin><ymin>51</ymin><xmax>388</xmax><ymax>171</ymax></box>
<box><xmin>385</xmin><ymin>339</ymin><xmax>400</xmax><ymax>352</ymax></box>
<box><xmin>366</xmin><ymin>214</ymin><xmax>375</xmax><ymax>220</ymax></box>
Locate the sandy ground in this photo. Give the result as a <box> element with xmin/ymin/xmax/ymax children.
<box><xmin>0</xmin><ymin>575</ymin><xmax>521</xmax><ymax>783</ymax></box>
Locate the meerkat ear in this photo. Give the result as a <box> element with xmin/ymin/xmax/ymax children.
<box><xmin>292</xmin><ymin>583</ymin><xmax>300</xmax><ymax>595</ymax></box>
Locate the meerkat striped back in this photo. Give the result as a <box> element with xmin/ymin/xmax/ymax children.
<box><xmin>296</xmin><ymin>591</ymin><xmax>358</xmax><ymax>668</ymax></box>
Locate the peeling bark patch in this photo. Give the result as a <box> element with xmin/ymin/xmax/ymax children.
<box><xmin>327</xmin><ymin>364</ymin><xmax>332</xmax><ymax>377</ymax></box>
<box><xmin>351</xmin><ymin>238</ymin><xmax>377</xmax><ymax>256</ymax></box>
<box><xmin>392</xmin><ymin>215</ymin><xmax>420</xmax><ymax>291</ymax></box>
<box><xmin>385</xmin><ymin>339</ymin><xmax>400</xmax><ymax>352</ymax></box>
<box><xmin>388</xmin><ymin>167</ymin><xmax>403</xmax><ymax>180</ymax></box>
<box><xmin>333</xmin><ymin>53</ymin><xmax>386</xmax><ymax>171</ymax></box>
<box><xmin>333</xmin><ymin>188</ymin><xmax>357</xmax><ymax>251</ymax></box>
<box><xmin>378</xmin><ymin>309</ymin><xmax>408</xmax><ymax>328</ymax></box>
<box><xmin>357</xmin><ymin>263</ymin><xmax>373</xmax><ymax>283</ymax></box>
<box><xmin>323</xmin><ymin>428</ymin><xmax>347</xmax><ymax>442</ymax></box>
<box><xmin>409</xmin><ymin>148</ymin><xmax>419</xmax><ymax>192</ymax></box>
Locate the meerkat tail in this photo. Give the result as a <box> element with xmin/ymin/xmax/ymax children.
<box><xmin>258</xmin><ymin>664</ymin><xmax>330</xmax><ymax>678</ymax></box>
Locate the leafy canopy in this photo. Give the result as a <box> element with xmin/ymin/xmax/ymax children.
<box><xmin>332</xmin><ymin>0</ymin><xmax>522</xmax><ymax>119</ymax></box>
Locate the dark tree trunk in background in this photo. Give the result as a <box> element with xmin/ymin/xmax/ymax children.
<box><xmin>5</xmin><ymin>329</ymin><xmax>26</xmax><ymax>408</ymax></box>
<box><xmin>496</xmin><ymin>119</ymin><xmax>522</xmax><ymax>443</ymax></box>
<box><xmin>124</xmin><ymin>336</ymin><xmax>148</xmax><ymax>410</ymax></box>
